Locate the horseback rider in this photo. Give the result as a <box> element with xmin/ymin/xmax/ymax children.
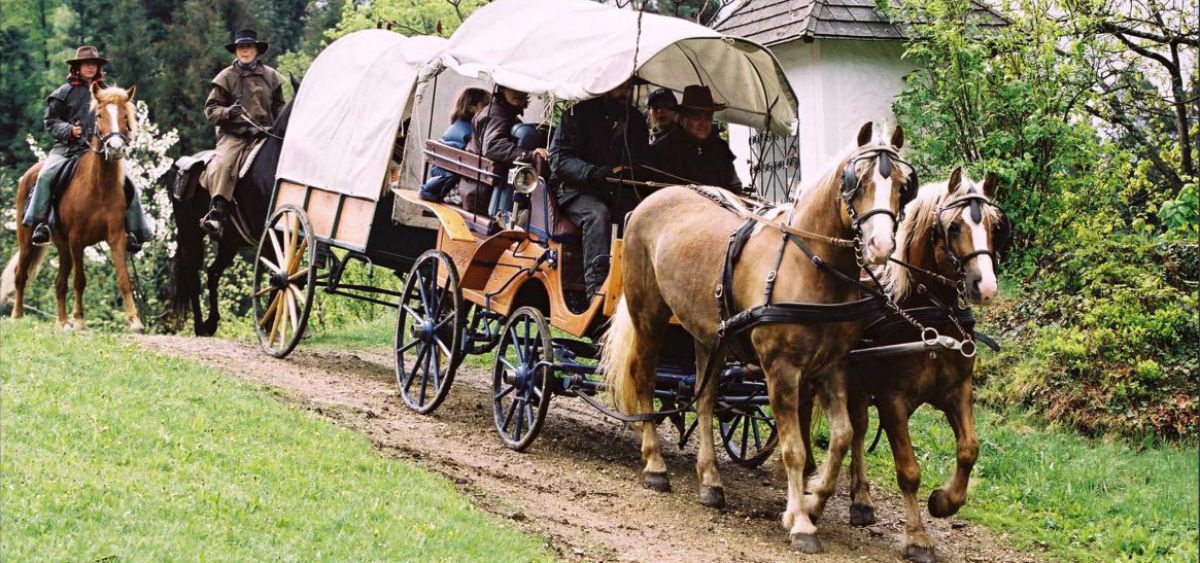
<box><xmin>650</xmin><ymin>85</ymin><xmax>745</xmax><ymax>195</ymax></box>
<box><xmin>22</xmin><ymin>46</ymin><xmax>152</xmax><ymax>251</ymax></box>
<box><xmin>550</xmin><ymin>79</ymin><xmax>651</xmax><ymax>300</ymax></box>
<box><xmin>200</xmin><ymin>29</ymin><xmax>286</xmax><ymax>236</ymax></box>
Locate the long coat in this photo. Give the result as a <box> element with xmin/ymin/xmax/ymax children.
<box><xmin>203</xmin><ymin>62</ymin><xmax>285</xmax><ymax>138</ymax></box>
<box><xmin>550</xmin><ymin>96</ymin><xmax>651</xmax><ymax>205</ymax></box>
<box><xmin>650</xmin><ymin>127</ymin><xmax>744</xmax><ymax>194</ymax></box>
<box><xmin>45</xmin><ymin>80</ymin><xmax>102</xmax><ymax>156</ymax></box>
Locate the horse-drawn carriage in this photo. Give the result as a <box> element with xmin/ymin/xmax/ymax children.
<box><xmin>258</xmin><ymin>0</ymin><xmax>1006</xmax><ymax>557</ymax></box>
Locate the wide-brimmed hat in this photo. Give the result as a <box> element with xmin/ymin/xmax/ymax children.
<box><xmin>647</xmin><ymin>88</ymin><xmax>678</xmax><ymax>110</ymax></box>
<box><xmin>66</xmin><ymin>46</ymin><xmax>108</xmax><ymax>67</ymax></box>
<box><xmin>225</xmin><ymin>29</ymin><xmax>269</xmax><ymax>54</ymax></box>
<box><xmin>678</xmin><ymin>85</ymin><xmax>727</xmax><ymax>114</ymax></box>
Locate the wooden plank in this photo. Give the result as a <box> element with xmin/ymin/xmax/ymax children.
<box><xmin>394</xmin><ymin>189</ymin><xmax>475</xmax><ymax>242</ymax></box>
<box><xmin>333</xmin><ymin>196</ymin><xmax>373</xmax><ymax>248</ymax></box>
<box><xmin>424</xmin><ymin>140</ymin><xmax>498</xmax><ymax>187</ymax></box>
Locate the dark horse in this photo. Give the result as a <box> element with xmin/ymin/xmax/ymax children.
<box><xmin>164</xmin><ymin>85</ymin><xmax>296</xmax><ymax>336</ymax></box>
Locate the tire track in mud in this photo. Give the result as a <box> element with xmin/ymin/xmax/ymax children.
<box><xmin>133</xmin><ymin>335</ymin><xmax>1039</xmax><ymax>563</ymax></box>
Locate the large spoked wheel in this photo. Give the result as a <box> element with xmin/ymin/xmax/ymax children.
<box><xmin>720</xmin><ymin>404</ymin><xmax>779</xmax><ymax>467</ymax></box>
<box><xmin>252</xmin><ymin>204</ymin><xmax>317</xmax><ymax>358</ymax></box>
<box><xmin>492</xmin><ymin>306</ymin><xmax>554</xmax><ymax>451</ymax></box>
<box><xmin>394</xmin><ymin>250</ymin><xmax>464</xmax><ymax>414</ymax></box>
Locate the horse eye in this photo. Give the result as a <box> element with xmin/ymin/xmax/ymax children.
<box><xmin>948</xmin><ymin>223</ymin><xmax>962</xmax><ymax>234</ymax></box>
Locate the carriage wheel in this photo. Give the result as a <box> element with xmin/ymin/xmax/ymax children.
<box><xmin>252</xmin><ymin>204</ymin><xmax>316</xmax><ymax>358</ymax></box>
<box><xmin>720</xmin><ymin>404</ymin><xmax>779</xmax><ymax>467</ymax></box>
<box><xmin>491</xmin><ymin>306</ymin><xmax>554</xmax><ymax>451</ymax></box>
<box><xmin>394</xmin><ymin>250</ymin><xmax>464</xmax><ymax>414</ymax></box>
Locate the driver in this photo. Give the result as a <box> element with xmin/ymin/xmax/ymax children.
<box><xmin>200</xmin><ymin>29</ymin><xmax>286</xmax><ymax>236</ymax></box>
<box><xmin>650</xmin><ymin>85</ymin><xmax>744</xmax><ymax>195</ymax></box>
<box><xmin>549</xmin><ymin>79</ymin><xmax>651</xmax><ymax>300</ymax></box>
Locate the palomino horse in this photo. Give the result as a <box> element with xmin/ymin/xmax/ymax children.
<box><xmin>163</xmin><ymin>92</ymin><xmax>295</xmax><ymax>336</ymax></box>
<box><xmin>4</xmin><ymin>84</ymin><xmax>143</xmax><ymax>332</ymax></box>
<box><xmin>603</xmin><ymin>123</ymin><xmax>915</xmax><ymax>552</ymax></box>
<box><xmin>803</xmin><ymin>168</ymin><xmax>1006</xmax><ymax>563</ymax></box>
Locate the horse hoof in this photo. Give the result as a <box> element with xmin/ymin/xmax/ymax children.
<box><xmin>698</xmin><ymin>486</ymin><xmax>726</xmax><ymax>509</ymax></box>
<box><xmin>927</xmin><ymin>489</ymin><xmax>960</xmax><ymax>518</ymax></box>
<box><xmin>790</xmin><ymin>532</ymin><xmax>824</xmax><ymax>554</ymax></box>
<box><xmin>130</xmin><ymin>322</ymin><xmax>145</xmax><ymax>334</ymax></box>
<box><xmin>850</xmin><ymin>502</ymin><xmax>877</xmax><ymax>526</ymax></box>
<box><xmin>642</xmin><ymin>472</ymin><xmax>671</xmax><ymax>493</ymax></box>
<box><xmin>905</xmin><ymin>544</ymin><xmax>937</xmax><ymax>563</ymax></box>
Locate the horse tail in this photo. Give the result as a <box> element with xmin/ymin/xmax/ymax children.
<box><xmin>162</xmin><ymin>171</ymin><xmax>204</xmax><ymax>330</ymax></box>
<box><xmin>600</xmin><ymin>297</ymin><xmax>641</xmax><ymax>415</ymax></box>
<box><xmin>0</xmin><ymin>246</ymin><xmax>46</xmax><ymax>306</ymax></box>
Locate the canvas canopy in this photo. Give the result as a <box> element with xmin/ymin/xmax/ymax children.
<box><xmin>438</xmin><ymin>0</ymin><xmax>798</xmax><ymax>135</ymax></box>
<box><xmin>276</xmin><ymin>30</ymin><xmax>446</xmax><ymax>201</ymax></box>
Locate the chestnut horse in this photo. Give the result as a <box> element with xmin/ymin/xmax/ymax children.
<box><xmin>603</xmin><ymin>123</ymin><xmax>915</xmax><ymax>552</ymax></box>
<box><xmin>3</xmin><ymin>84</ymin><xmax>143</xmax><ymax>332</ymax></box>
<box><xmin>803</xmin><ymin>168</ymin><xmax>1006</xmax><ymax>563</ymax></box>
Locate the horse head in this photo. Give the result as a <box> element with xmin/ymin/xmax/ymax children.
<box><xmin>90</xmin><ymin>83</ymin><xmax>138</xmax><ymax>160</ymax></box>
<box><xmin>933</xmin><ymin>168</ymin><xmax>1004</xmax><ymax>303</ymax></box>
<box><xmin>838</xmin><ymin>122</ymin><xmax>917</xmax><ymax>267</ymax></box>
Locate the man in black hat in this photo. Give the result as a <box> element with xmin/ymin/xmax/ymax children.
<box><xmin>22</xmin><ymin>46</ymin><xmax>152</xmax><ymax>251</ymax></box>
<box><xmin>646</xmin><ymin>88</ymin><xmax>678</xmax><ymax>144</ymax></box>
<box><xmin>200</xmin><ymin>29</ymin><xmax>286</xmax><ymax>236</ymax></box>
<box><xmin>550</xmin><ymin>79</ymin><xmax>651</xmax><ymax>301</ymax></box>
<box><xmin>650</xmin><ymin>84</ymin><xmax>744</xmax><ymax>194</ymax></box>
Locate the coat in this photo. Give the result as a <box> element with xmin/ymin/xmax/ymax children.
<box><xmin>459</xmin><ymin>99</ymin><xmax>527</xmax><ymax>213</ymax></box>
<box><xmin>650</xmin><ymin>127</ymin><xmax>744</xmax><ymax>194</ymax></box>
<box><xmin>204</xmin><ymin>61</ymin><xmax>285</xmax><ymax>138</ymax></box>
<box><xmin>420</xmin><ymin>118</ymin><xmax>474</xmax><ymax>201</ymax></box>
<box><xmin>44</xmin><ymin>80</ymin><xmax>101</xmax><ymax>156</ymax></box>
<box><xmin>549</xmin><ymin>96</ymin><xmax>651</xmax><ymax>205</ymax></box>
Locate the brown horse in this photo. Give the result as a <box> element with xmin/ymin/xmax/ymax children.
<box><xmin>3</xmin><ymin>84</ymin><xmax>144</xmax><ymax>332</ymax></box>
<box><xmin>603</xmin><ymin>123</ymin><xmax>915</xmax><ymax>552</ymax></box>
<box><xmin>804</xmin><ymin>168</ymin><xmax>1005</xmax><ymax>563</ymax></box>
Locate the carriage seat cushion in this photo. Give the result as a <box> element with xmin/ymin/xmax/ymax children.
<box><xmin>448</xmin><ymin>204</ymin><xmax>497</xmax><ymax>236</ymax></box>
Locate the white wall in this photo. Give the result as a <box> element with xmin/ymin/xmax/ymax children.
<box><xmin>731</xmin><ymin>38</ymin><xmax>916</xmax><ymax>196</ymax></box>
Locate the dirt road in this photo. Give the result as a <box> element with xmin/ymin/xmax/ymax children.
<box><xmin>134</xmin><ymin>334</ymin><xmax>1036</xmax><ymax>563</ymax></box>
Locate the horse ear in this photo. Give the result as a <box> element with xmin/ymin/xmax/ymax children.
<box><xmin>125</xmin><ymin>102</ymin><xmax>139</xmax><ymax>138</ymax></box>
<box><xmin>982</xmin><ymin>172</ymin><xmax>998</xmax><ymax>199</ymax></box>
<box><xmin>125</xmin><ymin>84</ymin><xmax>136</xmax><ymax>100</ymax></box>
<box><xmin>90</xmin><ymin>80</ymin><xmax>103</xmax><ymax>99</ymax></box>
<box><xmin>890</xmin><ymin>125</ymin><xmax>905</xmax><ymax>149</ymax></box>
<box><xmin>948</xmin><ymin>167</ymin><xmax>963</xmax><ymax>192</ymax></box>
<box><xmin>289</xmin><ymin>73</ymin><xmax>300</xmax><ymax>92</ymax></box>
<box><xmin>856</xmin><ymin>122</ymin><xmax>873</xmax><ymax>147</ymax></box>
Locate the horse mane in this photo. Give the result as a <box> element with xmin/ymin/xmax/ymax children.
<box><xmin>882</xmin><ymin>172</ymin><xmax>999</xmax><ymax>300</ymax></box>
<box><xmin>90</xmin><ymin>86</ymin><xmax>138</xmax><ymax>138</ymax></box>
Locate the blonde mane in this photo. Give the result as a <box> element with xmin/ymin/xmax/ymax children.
<box><xmin>90</xmin><ymin>86</ymin><xmax>138</xmax><ymax>138</ymax></box>
<box><xmin>882</xmin><ymin>172</ymin><xmax>999</xmax><ymax>300</ymax></box>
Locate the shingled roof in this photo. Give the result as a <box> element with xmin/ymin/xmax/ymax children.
<box><xmin>713</xmin><ymin>0</ymin><xmax>1008</xmax><ymax>45</ymax></box>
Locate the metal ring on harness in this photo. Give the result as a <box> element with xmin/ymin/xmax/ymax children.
<box><xmin>921</xmin><ymin>327</ymin><xmax>940</xmax><ymax>346</ymax></box>
<box><xmin>958</xmin><ymin>339</ymin><xmax>977</xmax><ymax>358</ymax></box>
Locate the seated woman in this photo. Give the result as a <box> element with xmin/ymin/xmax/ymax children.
<box><xmin>458</xmin><ymin>86</ymin><xmax>547</xmax><ymax>219</ymax></box>
<box><xmin>418</xmin><ymin>87</ymin><xmax>491</xmax><ymax>202</ymax></box>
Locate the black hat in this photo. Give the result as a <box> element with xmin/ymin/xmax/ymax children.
<box><xmin>67</xmin><ymin>46</ymin><xmax>108</xmax><ymax>67</ymax></box>
<box><xmin>648</xmin><ymin>88</ymin><xmax>678</xmax><ymax>110</ymax></box>
<box><xmin>225</xmin><ymin>29</ymin><xmax>269</xmax><ymax>54</ymax></box>
<box><xmin>678</xmin><ymin>85</ymin><xmax>727</xmax><ymax>114</ymax></box>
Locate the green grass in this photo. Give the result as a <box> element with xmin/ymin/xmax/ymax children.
<box><xmin>857</xmin><ymin>406</ymin><xmax>1199</xmax><ymax>562</ymax></box>
<box><xmin>0</xmin><ymin>320</ymin><xmax>553</xmax><ymax>562</ymax></box>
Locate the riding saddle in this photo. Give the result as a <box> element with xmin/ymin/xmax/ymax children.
<box><xmin>35</xmin><ymin>155</ymin><xmax>137</xmax><ymax>229</ymax></box>
<box><xmin>171</xmin><ymin>138</ymin><xmax>266</xmax><ymax>201</ymax></box>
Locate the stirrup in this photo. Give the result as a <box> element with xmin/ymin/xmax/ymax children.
<box><xmin>31</xmin><ymin>224</ymin><xmax>52</xmax><ymax>247</ymax></box>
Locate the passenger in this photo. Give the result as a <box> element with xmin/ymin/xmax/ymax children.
<box><xmin>550</xmin><ymin>79</ymin><xmax>651</xmax><ymax>300</ymax></box>
<box><xmin>646</xmin><ymin>87</ymin><xmax>679</xmax><ymax>143</ymax></box>
<box><xmin>419</xmin><ymin>87</ymin><xmax>491</xmax><ymax>202</ymax></box>
<box><xmin>650</xmin><ymin>85</ymin><xmax>744</xmax><ymax>194</ymax></box>
<box><xmin>458</xmin><ymin>86</ymin><xmax>547</xmax><ymax>218</ymax></box>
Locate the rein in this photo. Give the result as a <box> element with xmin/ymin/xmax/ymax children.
<box><xmin>239</xmin><ymin>114</ymin><xmax>286</xmax><ymax>142</ymax></box>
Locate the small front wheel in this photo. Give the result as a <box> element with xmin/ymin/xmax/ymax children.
<box><xmin>394</xmin><ymin>250</ymin><xmax>463</xmax><ymax>414</ymax></box>
<box><xmin>491</xmin><ymin>306</ymin><xmax>554</xmax><ymax>451</ymax></box>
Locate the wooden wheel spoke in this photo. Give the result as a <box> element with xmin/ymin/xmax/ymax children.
<box><xmin>288</xmin><ymin>267</ymin><xmax>309</xmax><ymax>282</ymax></box>
<box><xmin>287</xmin><ymin>238</ymin><xmax>308</xmax><ymax>276</ymax></box>
<box><xmin>258</xmin><ymin>292</ymin><xmax>281</xmax><ymax>327</ymax></box>
<box><xmin>396</xmin><ymin>337</ymin><xmax>420</xmax><ymax>355</ymax></box>
<box><xmin>502</xmin><ymin>397</ymin><xmax>520</xmax><ymax>432</ymax></box>
<box><xmin>405</xmin><ymin>345</ymin><xmax>429</xmax><ymax>392</ymax></box>
<box><xmin>268</xmin><ymin>228</ymin><xmax>284</xmax><ymax>266</ymax></box>
<box><xmin>740</xmin><ymin>415</ymin><xmax>751</xmax><ymax>455</ymax></box>
<box><xmin>495</xmin><ymin>384</ymin><xmax>518</xmax><ymax>401</ymax></box>
<box><xmin>285</xmin><ymin>287</ymin><xmax>299</xmax><ymax>339</ymax></box>
<box><xmin>259</xmin><ymin>255</ymin><xmax>282</xmax><ymax>274</ymax></box>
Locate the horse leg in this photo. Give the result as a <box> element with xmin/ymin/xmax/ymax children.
<box><xmin>694</xmin><ymin>344</ymin><xmax>726</xmax><ymax>508</ymax></box>
<box><xmin>69</xmin><ymin>239</ymin><xmax>86</xmax><ymax>329</ymax></box>
<box><xmin>847</xmin><ymin>385</ymin><xmax>877</xmax><ymax>526</ymax></box>
<box><xmin>798</xmin><ymin>394</ymin><xmax>818</xmax><ymax>479</ymax></box>
<box><xmin>202</xmin><ymin>243</ymin><xmax>237</xmax><ymax>336</ymax></box>
<box><xmin>804</xmin><ymin>366</ymin><xmax>853</xmax><ymax>522</ymax></box>
<box><xmin>765</xmin><ymin>358</ymin><xmax>822</xmax><ymax>553</ymax></box>
<box><xmin>928</xmin><ymin>381</ymin><xmax>979</xmax><ymax>518</ymax></box>
<box><xmin>880</xmin><ymin>398</ymin><xmax>936</xmax><ymax>563</ymax></box>
<box><xmin>107</xmin><ymin>227</ymin><xmax>144</xmax><ymax>333</ymax></box>
<box><xmin>53</xmin><ymin>240</ymin><xmax>72</xmax><ymax>328</ymax></box>
<box><xmin>191</xmin><ymin>291</ymin><xmax>204</xmax><ymax>336</ymax></box>
<box><xmin>11</xmin><ymin>238</ymin><xmax>39</xmax><ymax>319</ymax></box>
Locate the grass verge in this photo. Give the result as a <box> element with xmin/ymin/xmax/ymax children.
<box><xmin>0</xmin><ymin>320</ymin><xmax>553</xmax><ymax>561</ymax></box>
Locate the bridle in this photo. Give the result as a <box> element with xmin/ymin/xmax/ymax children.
<box><xmin>88</xmin><ymin>103</ymin><xmax>131</xmax><ymax>161</ymax></box>
<box><xmin>840</xmin><ymin>146</ymin><xmax>919</xmax><ymax>231</ymax></box>
<box><xmin>932</xmin><ymin>192</ymin><xmax>1005</xmax><ymax>290</ymax></box>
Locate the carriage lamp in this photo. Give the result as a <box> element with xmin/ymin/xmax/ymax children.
<box><xmin>508</xmin><ymin>162</ymin><xmax>541</xmax><ymax>194</ymax></box>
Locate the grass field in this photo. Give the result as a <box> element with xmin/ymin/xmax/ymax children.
<box><xmin>309</xmin><ymin>315</ymin><xmax>1199</xmax><ymax>562</ymax></box>
<box><xmin>0</xmin><ymin>320</ymin><xmax>553</xmax><ymax>561</ymax></box>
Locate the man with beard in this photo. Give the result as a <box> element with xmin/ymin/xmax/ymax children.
<box><xmin>650</xmin><ymin>85</ymin><xmax>744</xmax><ymax>194</ymax></box>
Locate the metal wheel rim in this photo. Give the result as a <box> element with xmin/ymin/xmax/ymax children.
<box><xmin>252</xmin><ymin>205</ymin><xmax>316</xmax><ymax>358</ymax></box>
<box><xmin>394</xmin><ymin>250</ymin><xmax>462</xmax><ymax>414</ymax></box>
<box><xmin>720</xmin><ymin>404</ymin><xmax>779</xmax><ymax>467</ymax></box>
<box><xmin>492</xmin><ymin>307</ymin><xmax>553</xmax><ymax>451</ymax></box>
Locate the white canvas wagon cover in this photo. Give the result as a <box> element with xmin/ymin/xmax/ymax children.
<box><xmin>276</xmin><ymin>30</ymin><xmax>446</xmax><ymax>201</ymax></box>
<box><xmin>438</xmin><ymin>0</ymin><xmax>798</xmax><ymax>135</ymax></box>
